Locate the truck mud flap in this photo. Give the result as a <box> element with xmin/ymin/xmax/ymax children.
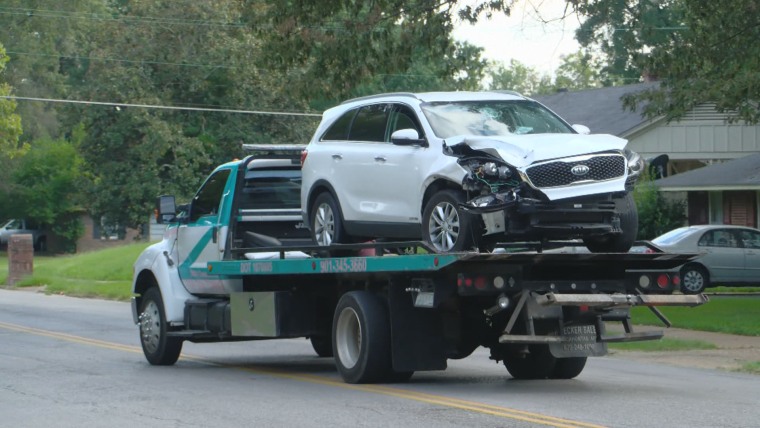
<box><xmin>388</xmin><ymin>285</ymin><xmax>448</xmax><ymax>373</ymax></box>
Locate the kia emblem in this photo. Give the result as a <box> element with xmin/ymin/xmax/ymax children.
<box><xmin>571</xmin><ymin>164</ymin><xmax>590</xmax><ymax>176</ymax></box>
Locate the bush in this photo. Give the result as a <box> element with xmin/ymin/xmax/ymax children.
<box><xmin>634</xmin><ymin>172</ymin><xmax>687</xmax><ymax>240</ymax></box>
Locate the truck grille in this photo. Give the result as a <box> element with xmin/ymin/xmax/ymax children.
<box><xmin>525</xmin><ymin>154</ymin><xmax>626</xmax><ymax>188</ymax></box>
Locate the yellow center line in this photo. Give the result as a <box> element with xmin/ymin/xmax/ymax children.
<box><xmin>0</xmin><ymin>320</ymin><xmax>607</xmax><ymax>428</ymax></box>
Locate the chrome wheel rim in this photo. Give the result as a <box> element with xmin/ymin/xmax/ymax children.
<box><xmin>314</xmin><ymin>203</ymin><xmax>335</xmax><ymax>246</ymax></box>
<box><xmin>335</xmin><ymin>307</ymin><xmax>361</xmax><ymax>369</ymax></box>
<box><xmin>682</xmin><ymin>270</ymin><xmax>704</xmax><ymax>292</ymax></box>
<box><xmin>428</xmin><ymin>201</ymin><xmax>460</xmax><ymax>252</ymax></box>
<box><xmin>139</xmin><ymin>300</ymin><xmax>161</xmax><ymax>354</ymax></box>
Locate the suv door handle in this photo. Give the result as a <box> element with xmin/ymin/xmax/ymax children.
<box><xmin>374</xmin><ymin>156</ymin><xmax>386</xmax><ymax>162</ymax></box>
<box><xmin>332</xmin><ymin>154</ymin><xmax>342</xmax><ymax>160</ymax></box>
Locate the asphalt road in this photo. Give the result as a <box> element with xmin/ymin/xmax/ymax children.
<box><xmin>1</xmin><ymin>289</ymin><xmax>758</xmax><ymax>428</ymax></box>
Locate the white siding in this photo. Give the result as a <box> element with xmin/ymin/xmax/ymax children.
<box><xmin>627</xmin><ymin>104</ymin><xmax>760</xmax><ymax>161</ymax></box>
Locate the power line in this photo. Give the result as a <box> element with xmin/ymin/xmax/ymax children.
<box><xmin>0</xmin><ymin>95</ymin><xmax>322</xmax><ymax>117</ymax></box>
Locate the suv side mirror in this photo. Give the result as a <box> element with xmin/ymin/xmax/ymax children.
<box><xmin>572</xmin><ymin>124</ymin><xmax>591</xmax><ymax>135</ymax></box>
<box><xmin>391</xmin><ymin>128</ymin><xmax>427</xmax><ymax>147</ymax></box>
<box><xmin>156</xmin><ymin>195</ymin><xmax>177</xmax><ymax>224</ymax></box>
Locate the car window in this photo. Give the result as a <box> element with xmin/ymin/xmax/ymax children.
<box><xmin>321</xmin><ymin>109</ymin><xmax>356</xmax><ymax>141</ymax></box>
<box><xmin>698</xmin><ymin>230</ymin><xmax>739</xmax><ymax>248</ymax></box>
<box><xmin>388</xmin><ymin>105</ymin><xmax>422</xmax><ymax>138</ymax></box>
<box><xmin>420</xmin><ymin>100</ymin><xmax>574</xmax><ymax>139</ymax></box>
<box><xmin>739</xmin><ymin>230</ymin><xmax>760</xmax><ymax>249</ymax></box>
<box><xmin>241</xmin><ymin>168</ymin><xmax>301</xmax><ymax>210</ymax></box>
<box><xmin>348</xmin><ymin>104</ymin><xmax>390</xmax><ymax>142</ymax></box>
<box><xmin>190</xmin><ymin>169</ymin><xmax>231</xmax><ymax>222</ymax></box>
<box><xmin>652</xmin><ymin>227</ymin><xmax>692</xmax><ymax>245</ymax></box>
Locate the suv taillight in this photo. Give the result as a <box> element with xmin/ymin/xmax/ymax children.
<box><xmin>300</xmin><ymin>150</ymin><xmax>308</xmax><ymax>166</ymax></box>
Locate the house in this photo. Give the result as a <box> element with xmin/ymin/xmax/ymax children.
<box><xmin>652</xmin><ymin>153</ymin><xmax>760</xmax><ymax>228</ymax></box>
<box><xmin>534</xmin><ymin>84</ymin><xmax>760</xmax><ymax>228</ymax></box>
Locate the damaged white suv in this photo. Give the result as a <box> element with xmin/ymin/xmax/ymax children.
<box><xmin>300</xmin><ymin>91</ymin><xmax>644</xmax><ymax>253</ymax></box>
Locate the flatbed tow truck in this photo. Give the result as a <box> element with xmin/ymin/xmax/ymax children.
<box><xmin>132</xmin><ymin>148</ymin><xmax>707</xmax><ymax>384</ymax></box>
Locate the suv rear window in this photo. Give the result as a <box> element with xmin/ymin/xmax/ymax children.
<box><xmin>241</xmin><ymin>169</ymin><xmax>301</xmax><ymax>210</ymax></box>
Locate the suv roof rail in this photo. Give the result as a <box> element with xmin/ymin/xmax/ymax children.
<box><xmin>489</xmin><ymin>90</ymin><xmax>524</xmax><ymax>97</ymax></box>
<box><xmin>242</xmin><ymin>144</ymin><xmax>307</xmax><ymax>153</ymax></box>
<box><xmin>340</xmin><ymin>92</ymin><xmax>419</xmax><ymax>105</ymax></box>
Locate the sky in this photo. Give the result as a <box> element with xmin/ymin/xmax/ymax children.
<box><xmin>452</xmin><ymin>0</ymin><xmax>582</xmax><ymax>75</ymax></box>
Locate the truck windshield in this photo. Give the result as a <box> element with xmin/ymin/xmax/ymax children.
<box><xmin>421</xmin><ymin>100</ymin><xmax>574</xmax><ymax>139</ymax></box>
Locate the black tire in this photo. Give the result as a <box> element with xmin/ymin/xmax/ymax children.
<box><xmin>333</xmin><ymin>291</ymin><xmax>394</xmax><ymax>384</ymax></box>
<box><xmin>310</xmin><ymin>335</ymin><xmax>333</xmax><ymax>358</ymax></box>
<box><xmin>503</xmin><ymin>345</ymin><xmax>557</xmax><ymax>380</ymax></box>
<box><xmin>583</xmin><ymin>193</ymin><xmax>638</xmax><ymax>253</ymax></box>
<box><xmin>422</xmin><ymin>190</ymin><xmax>478</xmax><ymax>253</ymax></box>
<box><xmin>680</xmin><ymin>264</ymin><xmax>709</xmax><ymax>294</ymax></box>
<box><xmin>310</xmin><ymin>192</ymin><xmax>348</xmax><ymax>246</ymax></box>
<box><xmin>139</xmin><ymin>287</ymin><xmax>183</xmax><ymax>365</ymax></box>
<box><xmin>550</xmin><ymin>357</ymin><xmax>587</xmax><ymax>379</ymax></box>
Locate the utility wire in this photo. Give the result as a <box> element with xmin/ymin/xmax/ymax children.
<box><xmin>0</xmin><ymin>95</ymin><xmax>322</xmax><ymax>117</ymax></box>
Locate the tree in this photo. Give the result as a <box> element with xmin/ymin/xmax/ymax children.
<box><xmin>571</xmin><ymin>0</ymin><xmax>760</xmax><ymax>124</ymax></box>
<box><xmin>7</xmin><ymin>135</ymin><xmax>87</xmax><ymax>252</ymax></box>
<box><xmin>0</xmin><ymin>43</ymin><xmax>23</xmax><ymax>158</ymax></box>
<box><xmin>247</xmin><ymin>0</ymin><xmax>512</xmax><ymax>102</ymax></box>
<box><xmin>553</xmin><ymin>50</ymin><xmax>604</xmax><ymax>91</ymax></box>
<box><xmin>487</xmin><ymin>59</ymin><xmax>552</xmax><ymax>95</ymax></box>
<box><xmin>572</xmin><ymin>0</ymin><xmax>683</xmax><ymax>86</ymax></box>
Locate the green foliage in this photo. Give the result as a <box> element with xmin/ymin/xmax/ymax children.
<box><xmin>572</xmin><ymin>0</ymin><xmax>684</xmax><ymax>85</ymax></box>
<box><xmin>633</xmin><ymin>172</ymin><xmax>686</xmax><ymax>240</ymax></box>
<box><xmin>487</xmin><ymin>59</ymin><xmax>552</xmax><ymax>95</ymax></box>
<box><xmin>739</xmin><ymin>361</ymin><xmax>760</xmax><ymax>375</ymax></box>
<box><xmin>6</xmin><ymin>137</ymin><xmax>86</xmax><ymax>251</ymax></box>
<box><xmin>487</xmin><ymin>50</ymin><xmax>604</xmax><ymax>96</ymax></box>
<box><xmin>0</xmin><ymin>43</ymin><xmax>23</xmax><ymax>158</ymax></box>
<box><xmin>248</xmin><ymin>0</ymin><xmax>509</xmax><ymax>102</ymax></box>
<box><xmin>573</xmin><ymin>0</ymin><xmax>760</xmax><ymax>123</ymax></box>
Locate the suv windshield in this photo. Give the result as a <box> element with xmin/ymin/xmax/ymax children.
<box><xmin>421</xmin><ymin>100</ymin><xmax>574</xmax><ymax>138</ymax></box>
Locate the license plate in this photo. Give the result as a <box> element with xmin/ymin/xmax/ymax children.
<box><xmin>549</xmin><ymin>324</ymin><xmax>607</xmax><ymax>357</ymax></box>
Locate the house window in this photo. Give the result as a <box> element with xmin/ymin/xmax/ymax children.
<box><xmin>723</xmin><ymin>191</ymin><xmax>757</xmax><ymax>228</ymax></box>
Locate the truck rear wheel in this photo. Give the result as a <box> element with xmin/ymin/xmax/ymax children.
<box><xmin>550</xmin><ymin>357</ymin><xmax>587</xmax><ymax>379</ymax></box>
<box><xmin>503</xmin><ymin>345</ymin><xmax>556</xmax><ymax>380</ymax></box>
<box><xmin>139</xmin><ymin>288</ymin><xmax>183</xmax><ymax>365</ymax></box>
<box><xmin>333</xmin><ymin>291</ymin><xmax>402</xmax><ymax>384</ymax></box>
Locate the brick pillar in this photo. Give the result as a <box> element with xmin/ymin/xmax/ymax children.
<box><xmin>8</xmin><ymin>234</ymin><xmax>34</xmax><ymax>286</ymax></box>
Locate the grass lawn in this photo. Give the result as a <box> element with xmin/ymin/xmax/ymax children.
<box><xmin>609</xmin><ymin>337</ymin><xmax>717</xmax><ymax>352</ymax></box>
<box><xmin>630</xmin><ymin>297</ymin><xmax>760</xmax><ymax>336</ymax></box>
<box><xmin>1</xmin><ymin>243</ymin><xmax>150</xmax><ymax>300</ymax></box>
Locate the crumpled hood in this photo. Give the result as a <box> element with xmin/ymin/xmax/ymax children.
<box><xmin>448</xmin><ymin>133</ymin><xmax>628</xmax><ymax>168</ymax></box>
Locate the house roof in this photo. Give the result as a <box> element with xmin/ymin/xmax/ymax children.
<box><xmin>655</xmin><ymin>153</ymin><xmax>760</xmax><ymax>191</ymax></box>
<box><xmin>532</xmin><ymin>82</ymin><xmax>658</xmax><ymax>136</ymax></box>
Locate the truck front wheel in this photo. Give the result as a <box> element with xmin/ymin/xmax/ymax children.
<box><xmin>139</xmin><ymin>288</ymin><xmax>183</xmax><ymax>365</ymax></box>
<box><xmin>333</xmin><ymin>291</ymin><xmax>409</xmax><ymax>384</ymax></box>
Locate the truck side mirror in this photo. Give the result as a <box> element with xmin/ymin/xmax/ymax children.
<box><xmin>156</xmin><ymin>195</ymin><xmax>177</xmax><ymax>224</ymax></box>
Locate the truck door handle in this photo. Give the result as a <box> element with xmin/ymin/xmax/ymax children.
<box><xmin>332</xmin><ymin>154</ymin><xmax>342</xmax><ymax>160</ymax></box>
<box><xmin>374</xmin><ymin>156</ymin><xmax>386</xmax><ymax>162</ymax></box>
<box><xmin>211</xmin><ymin>226</ymin><xmax>217</xmax><ymax>244</ymax></box>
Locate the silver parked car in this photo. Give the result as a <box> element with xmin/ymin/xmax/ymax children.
<box><xmin>650</xmin><ymin>225</ymin><xmax>760</xmax><ymax>293</ymax></box>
